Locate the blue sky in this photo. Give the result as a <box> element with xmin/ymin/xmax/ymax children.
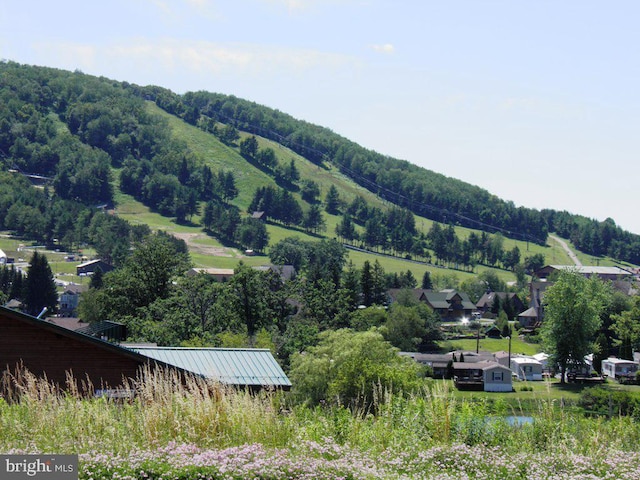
<box><xmin>2</xmin><ymin>0</ymin><xmax>639</xmax><ymax>235</ymax></box>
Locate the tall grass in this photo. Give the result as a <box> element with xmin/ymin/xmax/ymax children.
<box><xmin>2</xmin><ymin>366</ymin><xmax>640</xmax><ymax>478</ymax></box>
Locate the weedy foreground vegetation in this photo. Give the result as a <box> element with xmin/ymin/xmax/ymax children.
<box><xmin>2</xmin><ymin>367</ymin><xmax>640</xmax><ymax>479</ymax></box>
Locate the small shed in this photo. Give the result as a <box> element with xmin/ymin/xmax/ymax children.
<box><xmin>485</xmin><ymin>325</ymin><xmax>502</xmax><ymax>339</ymax></box>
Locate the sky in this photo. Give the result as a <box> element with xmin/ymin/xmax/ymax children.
<box><xmin>2</xmin><ymin>0</ymin><xmax>640</xmax><ymax>234</ymax></box>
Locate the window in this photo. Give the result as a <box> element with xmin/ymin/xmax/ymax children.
<box><xmin>492</xmin><ymin>372</ymin><xmax>503</xmax><ymax>381</ymax></box>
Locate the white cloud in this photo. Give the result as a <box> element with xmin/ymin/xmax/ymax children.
<box><xmin>30</xmin><ymin>38</ymin><xmax>358</xmax><ymax>80</ymax></box>
<box><xmin>371</xmin><ymin>43</ymin><xmax>394</xmax><ymax>54</ymax></box>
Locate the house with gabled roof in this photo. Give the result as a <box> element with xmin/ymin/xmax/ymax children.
<box><xmin>388</xmin><ymin>288</ymin><xmax>476</xmax><ymax>321</ymax></box>
<box><xmin>58</xmin><ymin>283</ymin><xmax>88</xmax><ymax>317</ymax></box>
<box><xmin>421</xmin><ymin>289</ymin><xmax>476</xmax><ymax>321</ymax></box>
<box><xmin>252</xmin><ymin>264</ymin><xmax>296</xmax><ymax>282</ymax></box>
<box><xmin>476</xmin><ymin>292</ymin><xmax>525</xmax><ymax>316</ymax></box>
<box><xmin>0</xmin><ymin>305</ymin><xmax>290</xmax><ymax>393</ymax></box>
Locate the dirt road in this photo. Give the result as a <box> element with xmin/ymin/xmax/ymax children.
<box><xmin>549</xmin><ymin>234</ymin><xmax>582</xmax><ymax>267</ymax></box>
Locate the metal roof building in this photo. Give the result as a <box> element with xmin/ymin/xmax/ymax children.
<box><xmin>535</xmin><ymin>265</ymin><xmax>632</xmax><ymax>281</ymax></box>
<box><xmin>128</xmin><ymin>346</ymin><xmax>291</xmax><ymax>390</ymax></box>
<box><xmin>0</xmin><ymin>305</ymin><xmax>291</xmax><ymax>392</ymax></box>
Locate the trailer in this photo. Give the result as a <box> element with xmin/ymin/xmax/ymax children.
<box><xmin>601</xmin><ymin>357</ymin><xmax>638</xmax><ymax>381</ymax></box>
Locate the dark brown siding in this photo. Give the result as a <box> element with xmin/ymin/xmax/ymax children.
<box><xmin>0</xmin><ymin>313</ymin><xmax>144</xmax><ymax>389</ymax></box>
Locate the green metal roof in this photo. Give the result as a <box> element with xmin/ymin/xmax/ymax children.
<box><xmin>127</xmin><ymin>346</ymin><xmax>291</xmax><ymax>389</ymax></box>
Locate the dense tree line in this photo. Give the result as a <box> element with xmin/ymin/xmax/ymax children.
<box><xmin>76</xmin><ymin>236</ymin><xmax>443</xmax><ymax>368</ymax></box>
<box><xmin>0</xmin><ymin>62</ymin><xmax>169</xmax><ymax>206</ymax></box>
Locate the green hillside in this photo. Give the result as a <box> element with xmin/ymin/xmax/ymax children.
<box><xmin>133</xmin><ymin>102</ymin><xmax>573</xmax><ymax>282</ymax></box>
<box><xmin>0</xmin><ymin>61</ymin><xmax>637</xmax><ymax>286</ymax></box>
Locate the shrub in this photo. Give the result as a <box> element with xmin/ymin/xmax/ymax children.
<box><xmin>577</xmin><ymin>386</ymin><xmax>640</xmax><ymax>418</ymax></box>
<box><xmin>288</xmin><ymin>328</ymin><xmax>423</xmax><ymax>408</ymax></box>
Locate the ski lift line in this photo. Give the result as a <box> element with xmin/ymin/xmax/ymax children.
<box><xmin>198</xmin><ymin>105</ymin><xmax>546</xmax><ymax>244</ymax></box>
<box><xmin>337</xmin><ymin>162</ymin><xmax>542</xmax><ymax>241</ymax></box>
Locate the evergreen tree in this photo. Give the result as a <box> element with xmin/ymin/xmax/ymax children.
<box><xmin>491</xmin><ymin>295</ymin><xmax>502</xmax><ymax>316</ymax></box>
<box><xmin>226</xmin><ymin>263</ymin><xmax>273</xmax><ymax>338</ymax></box>
<box><xmin>336</xmin><ymin>214</ymin><xmax>358</xmax><ymax>242</ymax></box>
<box><xmin>501</xmin><ymin>322</ymin><xmax>512</xmax><ymax>339</ymax></box>
<box><xmin>360</xmin><ymin>260</ymin><xmax>374</xmax><ymax>307</ymax></box>
<box><xmin>24</xmin><ymin>251</ymin><xmax>58</xmax><ymax>316</ymax></box>
<box><xmin>325</xmin><ymin>185</ymin><xmax>340</xmax><ymax>214</ymax></box>
<box><xmin>89</xmin><ymin>267</ymin><xmax>104</xmax><ymax>289</ymax></box>
<box><xmin>341</xmin><ymin>261</ymin><xmax>361</xmax><ymax>310</ymax></box>
<box><xmin>302</xmin><ymin>204</ymin><xmax>326</xmax><ymax>234</ymax></box>
<box><xmin>9</xmin><ymin>267</ymin><xmax>24</xmax><ymax>301</ymax></box>
<box><xmin>239</xmin><ymin>135</ymin><xmax>259</xmax><ymax>159</ymax></box>
<box><xmin>421</xmin><ymin>270</ymin><xmax>433</xmax><ymax>290</ymax></box>
<box><xmin>371</xmin><ymin>260</ymin><xmax>388</xmax><ymax>305</ymax></box>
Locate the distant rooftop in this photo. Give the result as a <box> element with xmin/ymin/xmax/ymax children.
<box><xmin>550</xmin><ymin>265</ymin><xmax>632</xmax><ymax>275</ymax></box>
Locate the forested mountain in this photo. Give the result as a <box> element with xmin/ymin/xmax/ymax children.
<box><xmin>1</xmin><ymin>61</ymin><xmax>640</xmax><ymax>265</ymax></box>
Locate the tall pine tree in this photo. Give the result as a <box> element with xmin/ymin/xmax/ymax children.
<box><xmin>24</xmin><ymin>251</ymin><xmax>58</xmax><ymax>316</ymax></box>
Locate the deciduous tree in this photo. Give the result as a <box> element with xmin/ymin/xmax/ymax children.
<box><xmin>289</xmin><ymin>329</ymin><xmax>422</xmax><ymax>407</ymax></box>
<box><xmin>540</xmin><ymin>270</ymin><xmax>611</xmax><ymax>383</ymax></box>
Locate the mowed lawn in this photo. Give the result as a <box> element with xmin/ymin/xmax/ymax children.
<box><xmin>446</xmin><ymin>337</ymin><xmax>541</xmax><ymax>356</ymax></box>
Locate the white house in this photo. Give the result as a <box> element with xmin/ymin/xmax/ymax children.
<box><xmin>532</xmin><ymin>352</ymin><xmax>549</xmax><ymax>372</ymax></box>
<box><xmin>510</xmin><ymin>356</ymin><xmax>543</xmax><ymax>381</ymax></box>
